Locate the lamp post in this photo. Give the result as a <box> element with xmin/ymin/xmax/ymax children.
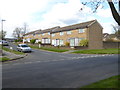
<box><xmin>1</xmin><ymin>19</ymin><xmax>6</xmax><ymax>40</ymax></box>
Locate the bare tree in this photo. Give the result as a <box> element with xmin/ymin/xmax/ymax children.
<box><xmin>81</xmin><ymin>0</ymin><xmax>120</xmax><ymax>26</ymax></box>
<box><xmin>0</xmin><ymin>30</ymin><xmax>6</xmax><ymax>39</ymax></box>
<box><xmin>112</xmin><ymin>24</ymin><xmax>120</xmax><ymax>39</ymax></box>
<box><xmin>12</xmin><ymin>27</ymin><xmax>22</xmax><ymax>39</ymax></box>
<box><xmin>21</xmin><ymin>22</ymin><xmax>29</xmax><ymax>35</ymax></box>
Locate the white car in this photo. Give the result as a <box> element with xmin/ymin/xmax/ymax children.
<box><xmin>0</xmin><ymin>40</ymin><xmax>9</xmax><ymax>46</ymax></box>
<box><xmin>17</xmin><ymin>44</ymin><xmax>32</xmax><ymax>52</ymax></box>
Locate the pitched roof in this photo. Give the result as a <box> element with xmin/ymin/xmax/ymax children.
<box><xmin>23</xmin><ymin>29</ymin><xmax>41</xmax><ymax>36</ymax></box>
<box><xmin>23</xmin><ymin>20</ymin><xmax>100</xmax><ymax>36</ymax></box>
<box><xmin>37</xmin><ymin>26</ymin><xmax>60</xmax><ymax>34</ymax></box>
<box><xmin>52</xmin><ymin>20</ymin><xmax>97</xmax><ymax>33</ymax></box>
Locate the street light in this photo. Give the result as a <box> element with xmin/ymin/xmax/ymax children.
<box><xmin>1</xmin><ymin>19</ymin><xmax>6</xmax><ymax>40</ymax></box>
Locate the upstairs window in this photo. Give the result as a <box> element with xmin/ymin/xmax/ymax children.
<box><xmin>78</xmin><ymin>29</ymin><xmax>84</xmax><ymax>33</ymax></box>
<box><xmin>60</xmin><ymin>32</ymin><xmax>64</xmax><ymax>36</ymax></box>
<box><xmin>42</xmin><ymin>33</ymin><xmax>45</xmax><ymax>36</ymax></box>
<box><xmin>33</xmin><ymin>34</ymin><xmax>35</xmax><ymax>36</ymax></box>
<box><xmin>67</xmin><ymin>31</ymin><xmax>71</xmax><ymax>34</ymax></box>
<box><xmin>48</xmin><ymin>32</ymin><xmax>50</xmax><ymax>35</ymax></box>
<box><xmin>52</xmin><ymin>34</ymin><xmax>55</xmax><ymax>37</ymax></box>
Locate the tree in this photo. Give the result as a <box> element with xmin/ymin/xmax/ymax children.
<box><xmin>0</xmin><ymin>30</ymin><xmax>6</xmax><ymax>39</ymax></box>
<box><xmin>112</xmin><ymin>24</ymin><xmax>120</xmax><ymax>39</ymax></box>
<box><xmin>79</xmin><ymin>39</ymin><xmax>88</xmax><ymax>46</ymax></box>
<box><xmin>12</xmin><ymin>27</ymin><xmax>22</xmax><ymax>39</ymax></box>
<box><xmin>21</xmin><ymin>22</ymin><xmax>29</xmax><ymax>35</ymax></box>
<box><xmin>30</xmin><ymin>39</ymin><xmax>36</xmax><ymax>44</ymax></box>
<box><xmin>81</xmin><ymin>0</ymin><xmax>120</xmax><ymax>26</ymax></box>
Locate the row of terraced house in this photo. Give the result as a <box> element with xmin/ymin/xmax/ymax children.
<box><xmin>23</xmin><ymin>20</ymin><xmax>103</xmax><ymax>49</ymax></box>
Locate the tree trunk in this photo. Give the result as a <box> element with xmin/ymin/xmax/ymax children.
<box><xmin>107</xmin><ymin>0</ymin><xmax>120</xmax><ymax>25</ymax></box>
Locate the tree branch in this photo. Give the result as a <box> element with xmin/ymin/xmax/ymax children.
<box><xmin>107</xmin><ymin>0</ymin><xmax>120</xmax><ymax>25</ymax></box>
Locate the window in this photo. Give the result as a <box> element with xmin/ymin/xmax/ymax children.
<box><xmin>78</xmin><ymin>29</ymin><xmax>84</xmax><ymax>33</ymax></box>
<box><xmin>42</xmin><ymin>39</ymin><xmax>44</xmax><ymax>43</ymax></box>
<box><xmin>52</xmin><ymin>34</ymin><xmax>55</xmax><ymax>37</ymax></box>
<box><xmin>48</xmin><ymin>32</ymin><xmax>50</xmax><ymax>35</ymax></box>
<box><xmin>60</xmin><ymin>32</ymin><xmax>64</xmax><ymax>36</ymax></box>
<box><xmin>38</xmin><ymin>34</ymin><xmax>40</xmax><ymax>36</ymax></box>
<box><xmin>60</xmin><ymin>40</ymin><xmax>64</xmax><ymax>46</ymax></box>
<box><xmin>52</xmin><ymin>40</ymin><xmax>55</xmax><ymax>45</ymax></box>
<box><xmin>42</xmin><ymin>33</ymin><xmax>45</xmax><ymax>36</ymax></box>
<box><xmin>33</xmin><ymin>34</ymin><xmax>35</xmax><ymax>36</ymax></box>
<box><xmin>67</xmin><ymin>31</ymin><xmax>71</xmax><ymax>34</ymax></box>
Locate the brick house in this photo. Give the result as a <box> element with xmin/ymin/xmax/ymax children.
<box><xmin>23</xmin><ymin>20</ymin><xmax>103</xmax><ymax>49</ymax></box>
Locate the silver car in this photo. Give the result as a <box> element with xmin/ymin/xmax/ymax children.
<box><xmin>0</xmin><ymin>40</ymin><xmax>9</xmax><ymax>46</ymax></box>
<box><xmin>17</xmin><ymin>44</ymin><xmax>32</xmax><ymax>52</ymax></box>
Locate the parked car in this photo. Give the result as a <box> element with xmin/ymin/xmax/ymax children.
<box><xmin>17</xmin><ymin>44</ymin><xmax>32</xmax><ymax>52</ymax></box>
<box><xmin>0</xmin><ymin>40</ymin><xmax>9</xmax><ymax>46</ymax></box>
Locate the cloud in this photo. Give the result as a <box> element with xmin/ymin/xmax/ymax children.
<box><xmin>0</xmin><ymin>0</ymin><xmax>51</xmax><ymax>37</ymax></box>
<box><xmin>0</xmin><ymin>0</ymin><xmax>115</xmax><ymax>38</ymax></box>
<box><xmin>96</xmin><ymin>8</ymin><xmax>112</xmax><ymax>18</ymax></box>
<box><xmin>33</xmin><ymin>0</ymin><xmax>93</xmax><ymax>30</ymax></box>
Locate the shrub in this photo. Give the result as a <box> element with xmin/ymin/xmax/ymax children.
<box><xmin>15</xmin><ymin>39</ymin><xmax>18</xmax><ymax>42</ymax></box>
<box><xmin>79</xmin><ymin>39</ymin><xmax>88</xmax><ymax>46</ymax></box>
<box><xmin>14</xmin><ymin>39</ymin><xmax>23</xmax><ymax>42</ymax></box>
<box><xmin>65</xmin><ymin>42</ymin><xmax>70</xmax><ymax>46</ymax></box>
<box><xmin>19</xmin><ymin>39</ymin><xmax>23</xmax><ymax>42</ymax></box>
<box><xmin>38</xmin><ymin>41</ymin><xmax>42</xmax><ymax>44</ymax></box>
<box><xmin>30</xmin><ymin>39</ymin><xmax>36</xmax><ymax>44</ymax></box>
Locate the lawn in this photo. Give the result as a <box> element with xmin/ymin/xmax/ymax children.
<box><xmin>2</xmin><ymin>46</ymin><xmax>24</xmax><ymax>55</ymax></box>
<box><xmin>30</xmin><ymin>45</ymin><xmax>69</xmax><ymax>52</ymax></box>
<box><xmin>81</xmin><ymin>75</ymin><xmax>120</xmax><ymax>88</ymax></box>
<box><xmin>0</xmin><ymin>57</ymin><xmax>10</xmax><ymax>62</ymax></box>
<box><xmin>73</xmin><ymin>48</ymin><xmax>119</xmax><ymax>54</ymax></box>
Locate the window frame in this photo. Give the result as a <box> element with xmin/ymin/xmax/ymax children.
<box><xmin>52</xmin><ymin>33</ymin><xmax>55</xmax><ymax>37</ymax></box>
<box><xmin>78</xmin><ymin>29</ymin><xmax>84</xmax><ymax>33</ymax></box>
<box><xmin>67</xmin><ymin>31</ymin><xmax>71</xmax><ymax>35</ymax></box>
<box><xmin>60</xmin><ymin>32</ymin><xmax>64</xmax><ymax>36</ymax></box>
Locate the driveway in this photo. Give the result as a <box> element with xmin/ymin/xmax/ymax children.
<box><xmin>2</xmin><ymin>42</ymin><xmax>119</xmax><ymax>88</ymax></box>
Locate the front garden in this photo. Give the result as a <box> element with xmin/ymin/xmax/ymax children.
<box><xmin>72</xmin><ymin>48</ymin><xmax>119</xmax><ymax>54</ymax></box>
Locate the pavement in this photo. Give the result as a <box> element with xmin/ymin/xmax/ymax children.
<box><xmin>2</xmin><ymin>42</ymin><xmax>119</xmax><ymax>88</ymax></box>
<box><xmin>2</xmin><ymin>50</ymin><xmax>27</xmax><ymax>61</ymax></box>
<box><xmin>1</xmin><ymin>42</ymin><xmax>27</xmax><ymax>61</ymax></box>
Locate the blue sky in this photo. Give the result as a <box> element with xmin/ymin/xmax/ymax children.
<box><xmin>0</xmin><ymin>0</ymin><xmax>118</xmax><ymax>38</ymax></box>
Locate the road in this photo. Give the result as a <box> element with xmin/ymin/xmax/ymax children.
<box><xmin>2</xmin><ymin>42</ymin><xmax>119</xmax><ymax>88</ymax></box>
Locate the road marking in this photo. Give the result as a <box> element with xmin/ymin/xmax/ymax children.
<box><xmin>3</xmin><ymin>54</ymin><xmax>115</xmax><ymax>66</ymax></box>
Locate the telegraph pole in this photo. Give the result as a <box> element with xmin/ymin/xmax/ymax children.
<box><xmin>1</xmin><ymin>19</ymin><xmax>6</xmax><ymax>40</ymax></box>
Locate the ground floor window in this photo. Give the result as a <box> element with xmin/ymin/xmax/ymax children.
<box><xmin>52</xmin><ymin>39</ymin><xmax>64</xmax><ymax>46</ymax></box>
<box><xmin>42</xmin><ymin>38</ymin><xmax>50</xmax><ymax>44</ymax></box>
<box><xmin>60</xmin><ymin>40</ymin><xmax>64</xmax><ymax>46</ymax></box>
<box><xmin>69</xmin><ymin>38</ymin><xmax>85</xmax><ymax>46</ymax></box>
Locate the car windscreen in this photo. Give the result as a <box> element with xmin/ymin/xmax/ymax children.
<box><xmin>21</xmin><ymin>45</ymin><xmax>28</xmax><ymax>47</ymax></box>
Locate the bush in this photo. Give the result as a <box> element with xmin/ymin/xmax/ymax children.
<box><xmin>19</xmin><ymin>39</ymin><xmax>23</xmax><ymax>42</ymax></box>
<box><xmin>14</xmin><ymin>39</ymin><xmax>23</xmax><ymax>42</ymax></box>
<box><xmin>65</xmin><ymin>42</ymin><xmax>70</xmax><ymax>46</ymax></box>
<box><xmin>15</xmin><ymin>39</ymin><xmax>18</xmax><ymax>42</ymax></box>
<box><xmin>38</xmin><ymin>41</ymin><xmax>42</xmax><ymax>44</ymax></box>
<box><xmin>30</xmin><ymin>39</ymin><xmax>36</xmax><ymax>44</ymax></box>
<box><xmin>79</xmin><ymin>39</ymin><xmax>88</xmax><ymax>46</ymax></box>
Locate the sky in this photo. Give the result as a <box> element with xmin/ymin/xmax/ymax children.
<box><xmin>0</xmin><ymin>0</ymin><xmax>119</xmax><ymax>38</ymax></box>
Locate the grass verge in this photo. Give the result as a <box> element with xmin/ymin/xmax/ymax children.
<box><xmin>81</xmin><ymin>75</ymin><xmax>120</xmax><ymax>88</ymax></box>
<box><xmin>0</xmin><ymin>57</ymin><xmax>10</xmax><ymax>62</ymax></box>
<box><xmin>30</xmin><ymin>45</ymin><xmax>69</xmax><ymax>52</ymax></box>
<box><xmin>72</xmin><ymin>48</ymin><xmax>119</xmax><ymax>54</ymax></box>
<box><xmin>2</xmin><ymin>46</ymin><xmax>24</xmax><ymax>55</ymax></box>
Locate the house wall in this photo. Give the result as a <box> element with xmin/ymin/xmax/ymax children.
<box><xmin>52</xmin><ymin>28</ymin><xmax>87</xmax><ymax>46</ymax></box>
<box><xmin>23</xmin><ymin>21</ymin><xmax>103</xmax><ymax>49</ymax></box>
<box><xmin>88</xmin><ymin>22</ymin><xmax>103</xmax><ymax>49</ymax></box>
<box><xmin>103</xmin><ymin>42</ymin><xmax>120</xmax><ymax>49</ymax></box>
